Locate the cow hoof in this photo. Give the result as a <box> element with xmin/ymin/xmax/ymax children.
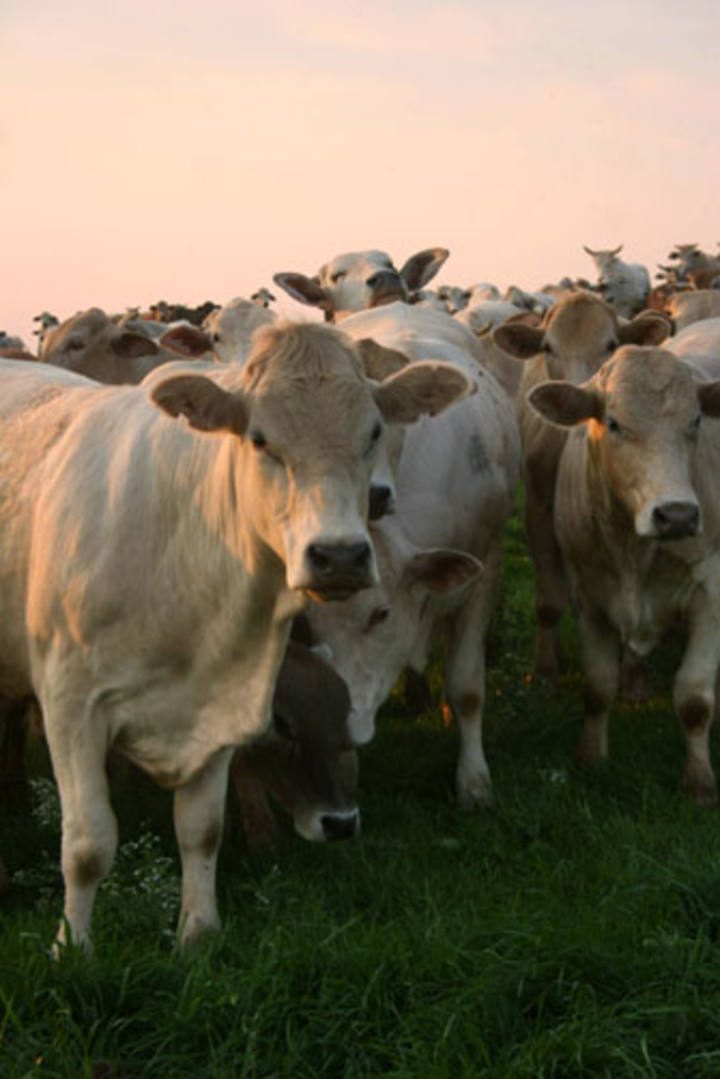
<box><xmin>683</xmin><ymin>778</ymin><xmax>718</xmax><ymax>808</ymax></box>
<box><xmin>456</xmin><ymin>776</ymin><xmax>494</xmax><ymax>811</ymax></box>
<box><xmin>179</xmin><ymin>914</ymin><xmax>221</xmax><ymax>949</ymax></box>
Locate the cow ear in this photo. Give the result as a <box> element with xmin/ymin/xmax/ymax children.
<box><xmin>373</xmin><ymin>361</ymin><xmax>473</xmax><ymax>423</ymax></box>
<box><xmin>159</xmin><ymin>324</ymin><xmax>213</xmax><ymax>358</ymax></box>
<box><xmin>399</xmin><ymin>247</ymin><xmax>449</xmax><ymax>291</ymax></box>
<box><xmin>273</xmin><ymin>272</ymin><xmax>331</xmax><ymax>312</ymax></box>
<box><xmin>698</xmin><ymin>381</ymin><xmax>720</xmax><ymax>419</ymax></box>
<box><xmin>492</xmin><ymin>322</ymin><xmax>544</xmax><ymax>359</ymax></box>
<box><xmin>356</xmin><ymin>338</ymin><xmax>410</xmax><ymax>380</ymax></box>
<box><xmin>528</xmin><ymin>381</ymin><xmax>601</xmax><ymax>427</ymax></box>
<box><xmin>403</xmin><ymin>548</ymin><xmax>483</xmax><ymax>595</ymax></box>
<box><xmin>618</xmin><ymin>313</ymin><xmax>671</xmax><ymax>346</ymax></box>
<box><xmin>112</xmin><ymin>331</ymin><xmax>159</xmax><ymax>359</ymax></box>
<box><xmin>151</xmin><ymin>375</ymin><xmax>248</xmax><ymax>434</ymax></box>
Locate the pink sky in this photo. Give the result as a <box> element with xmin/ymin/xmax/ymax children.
<box><xmin>3</xmin><ymin>0</ymin><xmax>719</xmax><ymax>346</ymax></box>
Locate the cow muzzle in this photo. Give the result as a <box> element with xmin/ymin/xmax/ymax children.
<box><xmin>651</xmin><ymin>500</ymin><xmax>701</xmax><ymax>540</ymax></box>
<box><xmin>304</xmin><ymin>541</ymin><xmax>374</xmax><ymax>601</ymax></box>
<box><xmin>367</xmin><ymin>270</ymin><xmax>406</xmax><ymax>307</ymax></box>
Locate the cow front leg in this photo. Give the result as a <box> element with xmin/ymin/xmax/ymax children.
<box><xmin>674</xmin><ymin>611</ymin><xmax>720</xmax><ymax>806</ymax></box>
<box><xmin>42</xmin><ymin>711</ymin><xmax>117</xmax><ymax>955</ymax></box>
<box><xmin>576</xmin><ymin>609</ymin><xmax>620</xmax><ymax>765</ymax></box>
<box><xmin>174</xmin><ymin>747</ymin><xmax>233</xmax><ymax>947</ymax></box>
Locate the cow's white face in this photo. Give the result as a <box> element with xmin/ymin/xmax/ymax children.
<box><xmin>306</xmin><ymin>530</ymin><xmax>482</xmax><ymax>743</ymax></box>
<box><xmin>151</xmin><ymin>322</ymin><xmax>474</xmax><ymax>601</ymax></box>
<box><xmin>273</xmin><ymin>247</ymin><xmax>449</xmax><ymax>323</ymax></box>
<box><xmin>530</xmin><ymin>346</ymin><xmax>720</xmax><ymax>539</ymax></box>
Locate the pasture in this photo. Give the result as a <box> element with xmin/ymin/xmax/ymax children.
<box><xmin>2</xmin><ymin>503</ymin><xmax>720</xmax><ymax>1077</ymax></box>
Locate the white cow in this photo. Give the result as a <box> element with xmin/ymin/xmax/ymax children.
<box><xmin>273</xmin><ymin>247</ymin><xmax>450</xmax><ymax>322</ymax></box>
<box><xmin>202</xmin><ymin>297</ymin><xmax>277</xmax><ymax>365</ymax></box>
<box><xmin>530</xmin><ymin>346</ymin><xmax>720</xmax><ymax>803</ymax></box>
<box><xmin>583</xmin><ymin>245</ymin><xmax>651</xmax><ymax>319</ymax></box>
<box><xmin>303</xmin><ymin>303</ymin><xmax>522</xmax><ymax>808</ymax></box>
<box><xmin>0</xmin><ymin>321</ymin><xmax>472</xmax><ymax>952</ymax></box>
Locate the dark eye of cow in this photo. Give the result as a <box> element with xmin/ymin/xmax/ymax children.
<box><xmin>213</xmin><ymin>333</ymin><xmax>221</xmax><ymax>343</ymax></box>
<box><xmin>543</xmin><ymin>341</ymin><xmax>554</xmax><ymax>356</ymax></box>
<box><xmin>65</xmin><ymin>338</ymin><xmax>84</xmax><ymax>352</ymax></box>
<box><xmin>688</xmin><ymin>413</ymin><xmax>702</xmax><ymax>438</ymax></box>
<box><xmin>365</xmin><ymin>421</ymin><xmax>383</xmax><ymax>456</ymax></box>
<box><xmin>605</xmin><ymin>339</ymin><xmax>619</xmax><ymax>354</ymax></box>
<box><xmin>273</xmin><ymin>713</ymin><xmax>296</xmax><ymax>742</ymax></box>
<box><xmin>364</xmin><ymin>606</ymin><xmax>390</xmax><ymax>633</ymax></box>
<box><xmin>330</xmin><ymin>271</ymin><xmax>346</xmax><ymax>283</ymax></box>
<box><xmin>606</xmin><ymin>415</ymin><xmax>621</xmax><ymax>434</ymax></box>
<box><xmin>250</xmin><ymin>431</ymin><xmax>267</xmax><ymax>450</ymax></box>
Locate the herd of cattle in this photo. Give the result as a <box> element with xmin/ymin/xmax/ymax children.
<box><xmin>2</xmin><ymin>239</ymin><xmax>720</xmax><ymax>954</ymax></box>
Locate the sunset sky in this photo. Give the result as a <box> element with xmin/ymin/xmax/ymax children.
<box><xmin>3</xmin><ymin>0</ymin><xmax>719</xmax><ymax>346</ymax></box>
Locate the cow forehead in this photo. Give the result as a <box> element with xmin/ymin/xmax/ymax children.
<box><xmin>239</xmin><ymin>321</ymin><xmax>379</xmax><ymax>440</ymax></box>
<box><xmin>545</xmin><ymin>292</ymin><xmax>615</xmax><ymax>345</ymax></box>
<box><xmin>600</xmin><ymin>348</ymin><xmax>698</xmax><ymax>419</ymax></box>
<box><xmin>319</xmin><ymin>251</ymin><xmax>395</xmax><ymax>282</ymax></box>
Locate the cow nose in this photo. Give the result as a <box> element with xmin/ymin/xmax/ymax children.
<box><xmin>366</xmin><ymin>270</ymin><xmax>401</xmax><ymax>290</ymax></box>
<box><xmin>652</xmin><ymin>501</ymin><xmax>700</xmax><ymax>539</ymax></box>
<box><xmin>307</xmin><ymin>542</ymin><xmax>371</xmax><ymax>577</ymax></box>
<box><xmin>321</xmin><ymin>810</ymin><xmax>360</xmax><ymax>841</ymax></box>
<box><xmin>368</xmin><ymin>483</ymin><xmax>394</xmax><ymax>521</ymax></box>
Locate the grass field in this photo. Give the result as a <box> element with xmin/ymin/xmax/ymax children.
<box><xmin>2</xmin><ymin>507</ymin><xmax>720</xmax><ymax>1077</ymax></box>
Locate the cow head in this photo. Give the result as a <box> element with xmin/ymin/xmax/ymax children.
<box><xmin>306</xmin><ymin>525</ymin><xmax>482</xmax><ymax>744</ymax></box>
<box><xmin>150</xmin><ymin>322</ymin><xmax>473</xmax><ymax>600</ymax></box>
<box><xmin>493</xmin><ymin>291</ymin><xmax>670</xmax><ymax>384</ymax></box>
<box><xmin>233</xmin><ymin>640</ymin><xmax>359</xmax><ymax>844</ymax></box>
<box><xmin>529</xmin><ymin>346</ymin><xmax>720</xmax><ymax>539</ymax></box>
<box><xmin>273</xmin><ymin>247</ymin><xmax>450</xmax><ymax>322</ymax></box>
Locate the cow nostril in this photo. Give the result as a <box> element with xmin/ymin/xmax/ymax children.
<box><xmin>321</xmin><ymin>812</ymin><xmax>359</xmax><ymax>841</ymax></box>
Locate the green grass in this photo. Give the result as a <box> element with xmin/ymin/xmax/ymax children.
<box><xmin>2</xmin><ymin>506</ymin><xmax>720</xmax><ymax>1077</ymax></box>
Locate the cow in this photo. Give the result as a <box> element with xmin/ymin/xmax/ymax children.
<box><xmin>665</xmin><ymin>291</ymin><xmax>720</xmax><ymax>332</ymax></box>
<box><xmin>230</xmin><ymin>638</ymin><xmax>357</xmax><ymax>851</ymax></box>
<box><xmin>273</xmin><ymin>247</ymin><xmax>450</xmax><ymax>322</ymax></box>
<box><xmin>583</xmin><ymin>245</ymin><xmax>651</xmax><ymax>319</ymax></box>
<box><xmin>0</xmin><ymin>321</ymin><xmax>473</xmax><ymax>953</ymax></box>
<box><xmin>250</xmin><ymin>287</ymin><xmax>276</xmax><ymax>308</ymax></box>
<box><xmin>665</xmin><ymin>317</ymin><xmax>720</xmax><ymax>378</ymax></box>
<box><xmin>41</xmin><ymin>307</ymin><xmax>214</xmax><ymax>383</ymax></box>
<box><xmin>301</xmin><ymin>302</ymin><xmax>522</xmax><ymax>809</ymax></box>
<box><xmin>492</xmin><ymin>291</ymin><xmax>671</xmax><ymax>682</ymax></box>
<box><xmin>202</xmin><ymin>298</ymin><xmax>277</xmax><ymax>365</ymax></box>
<box><xmin>528</xmin><ymin>346</ymin><xmax>720</xmax><ymax>803</ymax></box>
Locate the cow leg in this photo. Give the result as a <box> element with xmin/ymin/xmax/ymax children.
<box><xmin>42</xmin><ymin>706</ymin><xmax>117</xmax><ymax>955</ymax></box>
<box><xmin>525</xmin><ymin>484</ymin><xmax>567</xmax><ymax>683</ymax></box>
<box><xmin>445</xmin><ymin>548</ymin><xmax>502</xmax><ymax>809</ymax></box>
<box><xmin>173</xmin><ymin>747</ymin><xmax>233</xmax><ymax>947</ymax></box>
<box><xmin>673</xmin><ymin>611</ymin><xmax>720</xmax><ymax>807</ymax></box>
<box><xmin>576</xmin><ymin>609</ymin><xmax>620</xmax><ymax>765</ymax></box>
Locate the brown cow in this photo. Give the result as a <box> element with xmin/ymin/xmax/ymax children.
<box><xmin>529</xmin><ymin>346</ymin><xmax>720</xmax><ymax>803</ymax></box>
<box><xmin>492</xmin><ymin>291</ymin><xmax>671</xmax><ymax>682</ymax></box>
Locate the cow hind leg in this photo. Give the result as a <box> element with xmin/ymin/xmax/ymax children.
<box><xmin>174</xmin><ymin>747</ymin><xmax>233</xmax><ymax>947</ymax></box>
<box><xmin>445</xmin><ymin>553</ymin><xmax>501</xmax><ymax>810</ymax></box>
<box><xmin>673</xmin><ymin>629</ymin><xmax>720</xmax><ymax>807</ymax></box>
<box><xmin>525</xmin><ymin>489</ymin><xmax>567</xmax><ymax>684</ymax></box>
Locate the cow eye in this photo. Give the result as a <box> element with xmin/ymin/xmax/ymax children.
<box><xmin>364</xmin><ymin>606</ymin><xmax>390</xmax><ymax>633</ymax></box>
<box><xmin>65</xmin><ymin>338</ymin><xmax>84</xmax><ymax>351</ymax></box>
<box><xmin>365</xmin><ymin>421</ymin><xmax>383</xmax><ymax>455</ymax></box>
<box><xmin>273</xmin><ymin>713</ymin><xmax>296</xmax><ymax>741</ymax></box>
<box><xmin>688</xmin><ymin>413</ymin><xmax>702</xmax><ymax>437</ymax></box>
<box><xmin>212</xmin><ymin>333</ymin><xmax>221</xmax><ymax>343</ymax></box>
<box><xmin>606</xmin><ymin>415</ymin><xmax>621</xmax><ymax>434</ymax></box>
<box><xmin>543</xmin><ymin>341</ymin><xmax>554</xmax><ymax>356</ymax></box>
<box><xmin>330</xmin><ymin>271</ymin><xmax>346</xmax><ymax>283</ymax></box>
<box><xmin>250</xmin><ymin>431</ymin><xmax>267</xmax><ymax>449</ymax></box>
<box><xmin>605</xmin><ymin>339</ymin><xmax>618</xmax><ymax>354</ymax></box>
